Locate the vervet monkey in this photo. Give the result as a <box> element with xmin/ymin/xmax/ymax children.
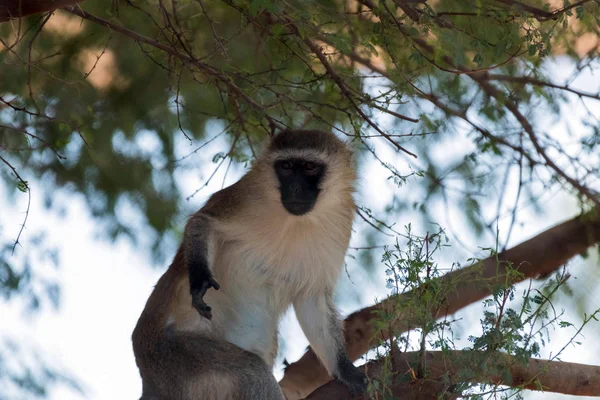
<box><xmin>132</xmin><ymin>129</ymin><xmax>366</xmax><ymax>399</ymax></box>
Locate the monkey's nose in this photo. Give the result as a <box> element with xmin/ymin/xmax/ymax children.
<box><xmin>289</xmin><ymin>182</ymin><xmax>301</xmax><ymax>195</ymax></box>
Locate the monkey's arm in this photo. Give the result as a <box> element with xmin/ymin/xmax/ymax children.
<box><xmin>293</xmin><ymin>294</ymin><xmax>367</xmax><ymax>395</ymax></box>
<box><xmin>184</xmin><ymin>212</ymin><xmax>220</xmax><ymax>319</ymax></box>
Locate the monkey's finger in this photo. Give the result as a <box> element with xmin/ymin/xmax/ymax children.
<box><xmin>193</xmin><ymin>279</ymin><xmax>218</xmax><ymax>297</ymax></box>
<box><xmin>192</xmin><ymin>299</ymin><xmax>213</xmax><ymax>319</ymax></box>
<box><xmin>209</xmin><ymin>277</ymin><xmax>220</xmax><ymax>290</ymax></box>
<box><xmin>200</xmin><ymin>306</ymin><xmax>213</xmax><ymax>319</ymax></box>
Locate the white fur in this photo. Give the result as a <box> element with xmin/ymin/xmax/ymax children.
<box><xmin>203</xmin><ymin>196</ymin><xmax>352</xmax><ymax>365</ymax></box>
<box><xmin>294</xmin><ymin>295</ymin><xmax>342</xmax><ymax>374</ymax></box>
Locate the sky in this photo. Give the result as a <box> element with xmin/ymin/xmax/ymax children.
<box><xmin>1</xmin><ymin>58</ymin><xmax>600</xmax><ymax>400</ymax></box>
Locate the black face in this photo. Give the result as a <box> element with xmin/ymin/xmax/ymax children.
<box><xmin>274</xmin><ymin>158</ymin><xmax>326</xmax><ymax>216</ymax></box>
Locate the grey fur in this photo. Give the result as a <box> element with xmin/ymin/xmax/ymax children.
<box><xmin>137</xmin><ymin>333</ymin><xmax>283</xmax><ymax>400</ymax></box>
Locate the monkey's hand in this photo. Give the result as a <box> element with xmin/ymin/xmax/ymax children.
<box><xmin>190</xmin><ymin>276</ymin><xmax>220</xmax><ymax>320</ymax></box>
<box><xmin>335</xmin><ymin>358</ymin><xmax>368</xmax><ymax>396</ymax></box>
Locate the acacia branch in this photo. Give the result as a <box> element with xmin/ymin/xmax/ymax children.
<box><xmin>306</xmin><ymin>350</ymin><xmax>600</xmax><ymax>399</ymax></box>
<box><xmin>0</xmin><ymin>0</ymin><xmax>84</xmax><ymax>21</ymax></box>
<box><xmin>388</xmin><ymin>15</ymin><xmax>600</xmax><ymax>207</ymax></box>
<box><xmin>364</xmin><ymin>1</ymin><xmax>600</xmax><ymax>207</ymax></box>
<box><xmin>483</xmin><ymin>73</ymin><xmax>600</xmax><ymax>101</ymax></box>
<box><xmin>302</xmin><ymin>37</ymin><xmax>417</xmax><ymax>158</ymax></box>
<box><xmin>0</xmin><ymin>154</ymin><xmax>31</xmax><ymax>254</ymax></box>
<box><xmin>273</xmin><ymin>14</ymin><xmax>418</xmax><ymax>158</ymax></box>
<box><xmin>280</xmin><ymin>208</ymin><xmax>600</xmax><ymax>399</ymax></box>
<box><xmin>64</xmin><ymin>6</ymin><xmax>283</xmax><ymax>129</ymax></box>
<box><xmin>470</xmin><ymin>74</ymin><xmax>600</xmax><ymax>208</ymax></box>
<box><xmin>495</xmin><ymin>0</ymin><xmax>555</xmax><ymax>20</ymax></box>
<box><xmin>496</xmin><ymin>0</ymin><xmax>596</xmax><ymax>21</ymax></box>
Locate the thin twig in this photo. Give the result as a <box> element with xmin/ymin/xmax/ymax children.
<box><xmin>65</xmin><ymin>6</ymin><xmax>283</xmax><ymax>129</ymax></box>
<box><xmin>0</xmin><ymin>155</ymin><xmax>31</xmax><ymax>254</ymax></box>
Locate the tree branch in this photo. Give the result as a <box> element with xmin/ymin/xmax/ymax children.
<box><xmin>280</xmin><ymin>208</ymin><xmax>600</xmax><ymax>399</ymax></box>
<box><xmin>302</xmin><ymin>36</ymin><xmax>417</xmax><ymax>158</ymax></box>
<box><xmin>470</xmin><ymin>73</ymin><xmax>600</xmax><ymax>208</ymax></box>
<box><xmin>306</xmin><ymin>350</ymin><xmax>600</xmax><ymax>399</ymax></box>
<box><xmin>494</xmin><ymin>0</ymin><xmax>555</xmax><ymax>20</ymax></box>
<box><xmin>0</xmin><ymin>0</ymin><xmax>84</xmax><ymax>21</ymax></box>
<box><xmin>273</xmin><ymin>13</ymin><xmax>418</xmax><ymax>158</ymax></box>
<box><xmin>483</xmin><ymin>73</ymin><xmax>600</xmax><ymax>101</ymax></box>
<box><xmin>359</xmin><ymin>0</ymin><xmax>600</xmax><ymax>207</ymax></box>
<box><xmin>64</xmin><ymin>6</ymin><xmax>284</xmax><ymax>129</ymax></box>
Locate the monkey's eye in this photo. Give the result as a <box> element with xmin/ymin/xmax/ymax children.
<box><xmin>280</xmin><ymin>161</ymin><xmax>293</xmax><ymax>170</ymax></box>
<box><xmin>303</xmin><ymin>161</ymin><xmax>316</xmax><ymax>171</ymax></box>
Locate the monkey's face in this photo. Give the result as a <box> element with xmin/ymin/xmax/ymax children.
<box><xmin>274</xmin><ymin>158</ymin><xmax>326</xmax><ymax>216</ymax></box>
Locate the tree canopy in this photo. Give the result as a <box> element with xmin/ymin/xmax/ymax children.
<box><xmin>1</xmin><ymin>0</ymin><xmax>600</xmax><ymax>399</ymax></box>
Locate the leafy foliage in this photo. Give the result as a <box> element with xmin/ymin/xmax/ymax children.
<box><xmin>369</xmin><ymin>227</ymin><xmax>599</xmax><ymax>399</ymax></box>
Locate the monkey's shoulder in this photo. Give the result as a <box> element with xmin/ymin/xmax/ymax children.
<box><xmin>201</xmin><ymin>180</ymin><xmax>249</xmax><ymax>220</ymax></box>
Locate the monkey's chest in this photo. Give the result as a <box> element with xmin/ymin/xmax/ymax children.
<box><xmin>201</xmin><ymin>222</ymin><xmax>349</xmax><ymax>363</ymax></box>
<box><xmin>216</xmin><ymin>231</ymin><xmax>345</xmax><ymax>296</ymax></box>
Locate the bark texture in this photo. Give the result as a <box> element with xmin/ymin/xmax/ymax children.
<box><xmin>281</xmin><ymin>208</ymin><xmax>600</xmax><ymax>399</ymax></box>
<box><xmin>0</xmin><ymin>0</ymin><xmax>83</xmax><ymax>21</ymax></box>
<box><xmin>306</xmin><ymin>351</ymin><xmax>600</xmax><ymax>399</ymax></box>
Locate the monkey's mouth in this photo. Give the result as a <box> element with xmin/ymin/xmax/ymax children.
<box><xmin>283</xmin><ymin>201</ymin><xmax>314</xmax><ymax>216</ymax></box>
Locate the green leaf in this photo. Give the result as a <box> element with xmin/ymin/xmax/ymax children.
<box><xmin>271</xmin><ymin>23</ymin><xmax>285</xmax><ymax>37</ymax></box>
<box><xmin>16</xmin><ymin>181</ymin><xmax>29</xmax><ymax>193</ymax></box>
<box><xmin>212</xmin><ymin>152</ymin><xmax>225</xmax><ymax>163</ymax></box>
<box><xmin>249</xmin><ymin>0</ymin><xmax>268</xmax><ymax>16</ymax></box>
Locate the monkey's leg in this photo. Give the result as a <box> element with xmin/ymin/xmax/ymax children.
<box><xmin>294</xmin><ymin>294</ymin><xmax>367</xmax><ymax>395</ymax></box>
<box><xmin>140</xmin><ymin>333</ymin><xmax>284</xmax><ymax>400</ymax></box>
<box><xmin>222</xmin><ymin>287</ymin><xmax>281</xmax><ymax>367</ymax></box>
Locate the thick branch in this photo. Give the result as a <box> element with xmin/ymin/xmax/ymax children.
<box><xmin>306</xmin><ymin>350</ymin><xmax>600</xmax><ymax>399</ymax></box>
<box><xmin>0</xmin><ymin>0</ymin><xmax>83</xmax><ymax>21</ymax></box>
<box><xmin>280</xmin><ymin>208</ymin><xmax>600</xmax><ymax>399</ymax></box>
